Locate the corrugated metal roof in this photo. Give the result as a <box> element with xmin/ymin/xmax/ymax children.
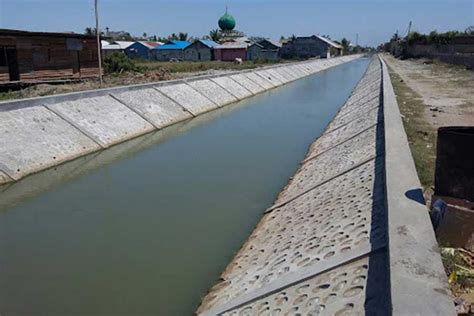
<box><xmin>215</xmin><ymin>41</ymin><xmax>248</xmax><ymax>49</ymax></box>
<box><xmin>155</xmin><ymin>40</ymin><xmax>191</xmax><ymax>50</ymax></box>
<box><xmin>134</xmin><ymin>41</ymin><xmax>162</xmax><ymax>49</ymax></box>
<box><xmin>112</xmin><ymin>41</ymin><xmax>134</xmax><ymax>49</ymax></box>
<box><xmin>102</xmin><ymin>44</ymin><xmax>121</xmax><ymax>50</ymax></box>
<box><xmin>265</xmin><ymin>39</ymin><xmax>282</xmax><ymax>48</ymax></box>
<box><xmin>315</xmin><ymin>35</ymin><xmax>342</xmax><ymax>49</ymax></box>
<box><xmin>0</xmin><ymin>28</ymin><xmax>96</xmax><ymax>39</ymax></box>
<box><xmin>198</xmin><ymin>39</ymin><xmax>218</xmax><ymax>48</ymax></box>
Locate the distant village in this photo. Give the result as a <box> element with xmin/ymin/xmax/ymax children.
<box><xmin>0</xmin><ymin>9</ymin><xmax>355</xmax><ymax>83</ymax></box>
<box><xmin>101</xmin><ymin>10</ymin><xmax>344</xmax><ymax>62</ymax></box>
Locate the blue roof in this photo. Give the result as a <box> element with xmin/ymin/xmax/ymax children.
<box><xmin>198</xmin><ymin>40</ymin><xmax>218</xmax><ymax>48</ymax></box>
<box><xmin>155</xmin><ymin>40</ymin><xmax>190</xmax><ymax>50</ymax></box>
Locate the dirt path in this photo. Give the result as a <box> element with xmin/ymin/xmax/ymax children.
<box><xmin>383</xmin><ymin>54</ymin><xmax>474</xmax><ymax>128</ymax></box>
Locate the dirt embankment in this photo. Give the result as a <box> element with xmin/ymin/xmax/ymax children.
<box><xmin>384</xmin><ymin>55</ymin><xmax>474</xmax><ymax>128</ymax></box>
<box><xmin>383</xmin><ymin>54</ymin><xmax>474</xmax><ymax>192</ymax></box>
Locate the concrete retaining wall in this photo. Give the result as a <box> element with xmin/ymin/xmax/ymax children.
<box><xmin>0</xmin><ymin>55</ymin><xmax>360</xmax><ymax>185</ymax></box>
<box><xmin>196</xmin><ymin>56</ymin><xmax>454</xmax><ymax>315</ymax></box>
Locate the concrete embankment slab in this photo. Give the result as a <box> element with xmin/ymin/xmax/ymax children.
<box><xmin>273</xmin><ymin>67</ymin><xmax>295</xmax><ymax>82</ymax></box>
<box><xmin>279</xmin><ymin>66</ymin><xmax>299</xmax><ymax>80</ymax></box>
<box><xmin>265</xmin><ymin>68</ymin><xmax>289</xmax><ymax>84</ymax></box>
<box><xmin>277</xmin><ymin>126</ymin><xmax>379</xmax><ymax>202</ymax></box>
<box><xmin>210</xmin><ymin>76</ymin><xmax>253</xmax><ymax>100</ymax></box>
<box><xmin>312</xmin><ymin>107</ymin><xmax>380</xmax><ymax>153</ymax></box>
<box><xmin>48</xmin><ymin>95</ymin><xmax>155</xmax><ymax>148</ymax></box>
<box><xmin>111</xmin><ymin>88</ymin><xmax>192</xmax><ymax>129</ymax></box>
<box><xmin>157</xmin><ymin>83</ymin><xmax>218</xmax><ymax>115</ymax></box>
<box><xmin>0</xmin><ymin>170</ymin><xmax>13</xmax><ymax>184</ymax></box>
<box><xmin>292</xmin><ymin>65</ymin><xmax>309</xmax><ymax>77</ymax></box>
<box><xmin>326</xmin><ymin>96</ymin><xmax>380</xmax><ymax>132</ymax></box>
<box><xmin>0</xmin><ymin>105</ymin><xmax>101</xmax><ymax>181</ymax></box>
<box><xmin>254</xmin><ymin>70</ymin><xmax>282</xmax><ymax>87</ymax></box>
<box><xmin>244</xmin><ymin>72</ymin><xmax>274</xmax><ymax>90</ymax></box>
<box><xmin>229</xmin><ymin>73</ymin><xmax>265</xmax><ymax>94</ymax></box>
<box><xmin>187</xmin><ymin>79</ymin><xmax>238</xmax><ymax>107</ymax></box>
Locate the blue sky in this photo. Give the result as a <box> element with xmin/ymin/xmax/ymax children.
<box><xmin>1</xmin><ymin>0</ymin><xmax>473</xmax><ymax>46</ymax></box>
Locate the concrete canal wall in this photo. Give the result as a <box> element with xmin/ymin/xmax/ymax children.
<box><xmin>197</xmin><ymin>56</ymin><xmax>455</xmax><ymax>315</ymax></box>
<box><xmin>0</xmin><ymin>56</ymin><xmax>360</xmax><ymax>184</ymax></box>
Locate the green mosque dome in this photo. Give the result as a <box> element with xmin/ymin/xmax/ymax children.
<box><xmin>218</xmin><ymin>11</ymin><xmax>236</xmax><ymax>31</ymax></box>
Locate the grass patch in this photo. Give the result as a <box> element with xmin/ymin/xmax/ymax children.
<box><xmin>387</xmin><ymin>65</ymin><xmax>437</xmax><ymax>189</ymax></box>
<box><xmin>136</xmin><ymin>60</ymin><xmax>281</xmax><ymax>73</ymax></box>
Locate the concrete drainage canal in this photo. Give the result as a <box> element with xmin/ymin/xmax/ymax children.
<box><xmin>0</xmin><ymin>58</ymin><xmax>371</xmax><ymax>314</ymax></box>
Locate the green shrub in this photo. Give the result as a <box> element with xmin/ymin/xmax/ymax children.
<box><xmin>103</xmin><ymin>52</ymin><xmax>140</xmax><ymax>74</ymax></box>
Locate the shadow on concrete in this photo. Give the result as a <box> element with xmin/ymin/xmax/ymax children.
<box><xmin>365</xmin><ymin>62</ymin><xmax>391</xmax><ymax>314</ymax></box>
<box><xmin>405</xmin><ymin>188</ymin><xmax>426</xmax><ymax>205</ymax></box>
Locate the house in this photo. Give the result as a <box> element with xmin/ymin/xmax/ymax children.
<box><xmin>0</xmin><ymin>28</ymin><xmax>100</xmax><ymax>83</ymax></box>
<box><xmin>101</xmin><ymin>41</ymin><xmax>134</xmax><ymax>57</ymax></box>
<box><xmin>247</xmin><ymin>39</ymin><xmax>281</xmax><ymax>61</ymax></box>
<box><xmin>281</xmin><ymin>35</ymin><xmax>343</xmax><ymax>59</ymax></box>
<box><xmin>125</xmin><ymin>41</ymin><xmax>162</xmax><ymax>59</ymax></box>
<box><xmin>213</xmin><ymin>41</ymin><xmax>248</xmax><ymax>61</ymax></box>
<box><xmin>184</xmin><ymin>40</ymin><xmax>218</xmax><ymax>61</ymax></box>
<box><xmin>154</xmin><ymin>40</ymin><xmax>190</xmax><ymax>61</ymax></box>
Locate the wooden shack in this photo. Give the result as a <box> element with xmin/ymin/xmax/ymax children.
<box><xmin>0</xmin><ymin>29</ymin><xmax>100</xmax><ymax>83</ymax></box>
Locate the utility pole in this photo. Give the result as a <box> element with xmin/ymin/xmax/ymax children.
<box><xmin>95</xmin><ymin>0</ymin><xmax>103</xmax><ymax>87</ymax></box>
<box><xmin>356</xmin><ymin>33</ymin><xmax>359</xmax><ymax>46</ymax></box>
<box><xmin>407</xmin><ymin>21</ymin><xmax>412</xmax><ymax>38</ymax></box>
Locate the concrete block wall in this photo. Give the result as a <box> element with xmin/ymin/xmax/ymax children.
<box><xmin>0</xmin><ymin>55</ymin><xmax>360</xmax><ymax>185</ymax></box>
<box><xmin>196</xmin><ymin>56</ymin><xmax>454</xmax><ymax>315</ymax></box>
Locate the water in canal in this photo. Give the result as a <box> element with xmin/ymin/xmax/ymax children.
<box><xmin>0</xmin><ymin>58</ymin><xmax>369</xmax><ymax>315</ymax></box>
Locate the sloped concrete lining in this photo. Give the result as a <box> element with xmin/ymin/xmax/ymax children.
<box><xmin>381</xmin><ymin>57</ymin><xmax>455</xmax><ymax>315</ymax></box>
<box><xmin>254</xmin><ymin>70</ymin><xmax>282</xmax><ymax>87</ymax></box>
<box><xmin>266</xmin><ymin>68</ymin><xmax>287</xmax><ymax>83</ymax></box>
<box><xmin>279</xmin><ymin>66</ymin><xmax>299</xmax><ymax>80</ymax></box>
<box><xmin>111</xmin><ymin>88</ymin><xmax>193</xmax><ymax>129</ymax></box>
<box><xmin>273</xmin><ymin>67</ymin><xmax>295</xmax><ymax>82</ymax></box>
<box><xmin>0</xmin><ymin>170</ymin><xmax>12</xmax><ymax>184</ymax></box>
<box><xmin>276</xmin><ymin>126</ymin><xmax>379</xmax><ymax>202</ymax></box>
<box><xmin>265</xmin><ymin>68</ymin><xmax>289</xmax><ymax>84</ymax></box>
<box><xmin>291</xmin><ymin>64</ymin><xmax>308</xmax><ymax>77</ymax></box>
<box><xmin>187</xmin><ymin>78</ymin><xmax>238</xmax><ymax>107</ymax></box>
<box><xmin>229</xmin><ymin>73</ymin><xmax>265</xmax><ymax>94</ymax></box>
<box><xmin>197</xmin><ymin>56</ymin><xmax>453</xmax><ymax>315</ymax></box>
<box><xmin>0</xmin><ymin>56</ymin><xmax>362</xmax><ymax>184</ymax></box>
<box><xmin>156</xmin><ymin>83</ymin><xmax>218</xmax><ymax>115</ymax></box>
<box><xmin>0</xmin><ymin>105</ymin><xmax>101</xmax><ymax>182</ymax></box>
<box><xmin>47</xmin><ymin>95</ymin><xmax>155</xmax><ymax>148</ymax></box>
<box><xmin>244</xmin><ymin>72</ymin><xmax>275</xmax><ymax>90</ymax></box>
<box><xmin>210</xmin><ymin>76</ymin><xmax>253</xmax><ymax>100</ymax></box>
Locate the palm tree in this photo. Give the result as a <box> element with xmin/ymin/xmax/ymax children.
<box><xmin>209</xmin><ymin>29</ymin><xmax>221</xmax><ymax>42</ymax></box>
<box><xmin>340</xmin><ymin>38</ymin><xmax>350</xmax><ymax>54</ymax></box>
<box><xmin>178</xmin><ymin>32</ymin><xmax>188</xmax><ymax>41</ymax></box>
<box><xmin>84</xmin><ymin>27</ymin><xmax>94</xmax><ymax>36</ymax></box>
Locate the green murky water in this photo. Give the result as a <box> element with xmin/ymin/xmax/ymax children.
<box><xmin>0</xmin><ymin>58</ymin><xmax>369</xmax><ymax>315</ymax></box>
